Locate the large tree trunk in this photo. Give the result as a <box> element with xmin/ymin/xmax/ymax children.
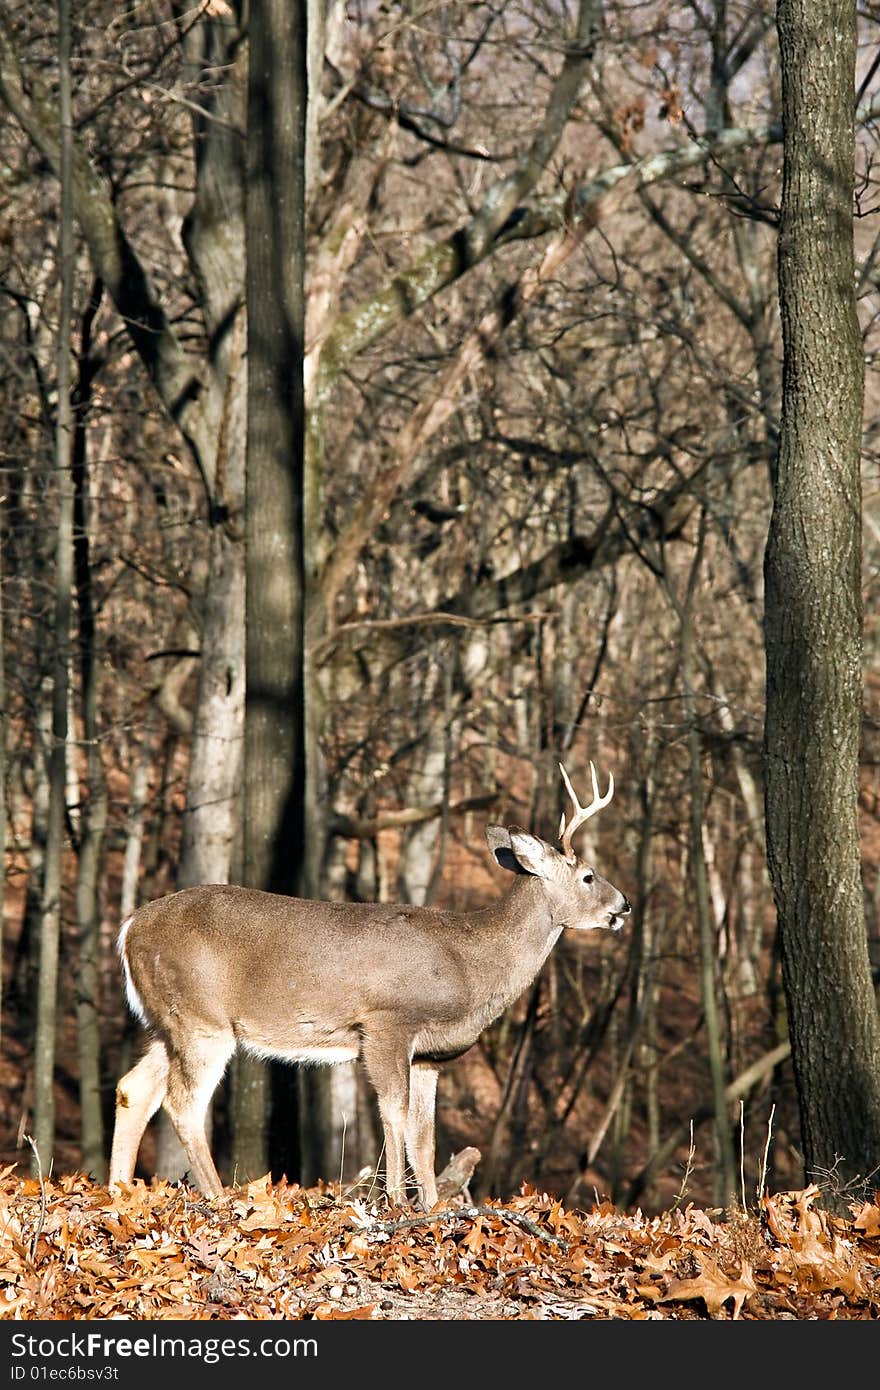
<box><xmin>239</xmin><ymin>0</ymin><xmax>308</xmax><ymax>1185</ymax></box>
<box><xmin>764</xmin><ymin>0</ymin><xmax>880</xmax><ymax>1200</ymax></box>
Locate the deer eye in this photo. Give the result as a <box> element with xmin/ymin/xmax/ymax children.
<box><xmin>582</xmin><ymin>870</ymin><xmax>595</xmax><ymax>885</ymax></box>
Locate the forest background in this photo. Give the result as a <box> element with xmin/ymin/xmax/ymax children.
<box><xmin>1</xmin><ymin>0</ymin><xmax>879</xmax><ymax>1221</ymax></box>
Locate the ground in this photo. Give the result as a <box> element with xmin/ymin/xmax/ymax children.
<box><xmin>1</xmin><ymin>1169</ymin><xmax>878</xmax><ymax>1320</ymax></box>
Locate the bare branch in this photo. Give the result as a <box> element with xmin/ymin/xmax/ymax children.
<box><xmin>309</xmin><ymin>0</ymin><xmax>604</xmax><ymax>407</ymax></box>
<box><xmin>330</xmin><ymin>792</ymin><xmax>500</xmax><ymax>841</ymax></box>
<box><xmin>0</xmin><ymin>17</ymin><xmax>214</xmax><ymax>485</ymax></box>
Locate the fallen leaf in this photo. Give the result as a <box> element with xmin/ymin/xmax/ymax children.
<box><xmin>648</xmin><ymin>1258</ymin><xmax>758</xmax><ymax>1319</ymax></box>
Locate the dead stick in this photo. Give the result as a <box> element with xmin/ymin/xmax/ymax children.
<box><xmin>368</xmin><ymin>1203</ymin><xmax>568</xmax><ymax>1249</ymax></box>
<box><xmin>23</xmin><ymin>1133</ymin><xmax>47</xmax><ymax>1262</ymax></box>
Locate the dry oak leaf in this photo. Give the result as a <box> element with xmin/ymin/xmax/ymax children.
<box><xmin>638</xmin><ymin>1245</ymin><xmax>680</xmax><ymax>1275</ymax></box>
<box><xmin>678</xmin><ymin>1205</ymin><xmax>717</xmax><ymax>1241</ymax></box>
<box><xmin>642</xmin><ymin>1256</ymin><xmax>758</xmax><ymax>1320</ymax></box>
<box><xmin>853</xmin><ymin>1201</ymin><xmax>880</xmax><ymax>1239</ymax></box>
<box><xmin>461</xmin><ymin>1218</ymin><xmax>489</xmax><ymax>1256</ymax></box>
<box><xmin>233</xmin><ymin>1177</ymin><xmax>297</xmax><ymax>1231</ymax></box>
<box><xmin>763</xmin><ymin>1183</ymin><xmax>826</xmax><ymax>1241</ymax></box>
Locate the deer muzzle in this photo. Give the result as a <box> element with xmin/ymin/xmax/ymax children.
<box><xmin>608</xmin><ymin>897</ymin><xmax>632</xmax><ymax>932</ymax></box>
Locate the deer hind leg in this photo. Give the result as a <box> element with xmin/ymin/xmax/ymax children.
<box><xmin>361</xmin><ymin>1023</ymin><xmax>412</xmax><ymax>1205</ymax></box>
<box><xmin>162</xmin><ymin>1033</ymin><xmax>234</xmax><ymax>1198</ymax></box>
<box><xmin>109</xmin><ymin>1037</ymin><xmax>170</xmax><ymax>1185</ymax></box>
<box><xmin>405</xmin><ymin>1063</ymin><xmax>439</xmax><ymax>1209</ymax></box>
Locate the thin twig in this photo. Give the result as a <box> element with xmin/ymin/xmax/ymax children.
<box><xmin>757</xmin><ymin>1104</ymin><xmax>775</xmax><ymax>1205</ymax></box>
<box><xmin>338</xmin><ymin>1112</ymin><xmax>347</xmax><ymax>1192</ymax></box>
<box><xmin>673</xmin><ymin>1121</ymin><xmax>696</xmax><ymax>1209</ymax></box>
<box><xmin>739</xmin><ymin>1099</ymin><xmax>747</xmax><ymax>1210</ymax></box>
<box><xmin>499</xmin><ymin>1264</ymin><xmax>544</xmax><ymax>1280</ymax></box>
<box><xmin>23</xmin><ymin>1134</ymin><xmax>47</xmax><ymax>1262</ymax></box>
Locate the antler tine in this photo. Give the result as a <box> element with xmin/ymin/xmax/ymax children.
<box><xmin>558</xmin><ymin>760</ymin><xmax>615</xmax><ymax>860</ymax></box>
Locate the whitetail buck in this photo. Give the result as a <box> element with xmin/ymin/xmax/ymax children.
<box><xmin>109</xmin><ymin>762</ymin><xmax>629</xmax><ymax>1207</ymax></box>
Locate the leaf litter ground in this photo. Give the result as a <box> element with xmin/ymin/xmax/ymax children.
<box><xmin>1</xmin><ymin>1170</ymin><xmax>878</xmax><ymax>1320</ymax></box>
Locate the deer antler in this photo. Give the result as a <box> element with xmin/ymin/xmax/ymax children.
<box><xmin>558</xmin><ymin>760</ymin><xmax>614</xmax><ymax>861</ymax></box>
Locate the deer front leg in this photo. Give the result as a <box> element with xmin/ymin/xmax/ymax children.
<box><xmin>405</xmin><ymin>1063</ymin><xmax>439</xmax><ymax>1209</ymax></box>
<box><xmin>361</xmin><ymin>1023</ymin><xmax>412</xmax><ymax>1204</ymax></box>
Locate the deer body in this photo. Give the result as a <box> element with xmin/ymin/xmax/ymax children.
<box><xmin>110</xmin><ymin>766</ymin><xmax>629</xmax><ymax>1206</ymax></box>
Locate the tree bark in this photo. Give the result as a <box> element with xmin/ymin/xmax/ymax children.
<box><xmin>764</xmin><ymin>0</ymin><xmax>880</xmax><ymax>1200</ymax></box>
<box><xmin>240</xmin><ymin>0</ymin><xmax>308</xmax><ymax>1184</ymax></box>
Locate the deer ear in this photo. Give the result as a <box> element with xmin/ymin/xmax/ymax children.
<box><xmin>486</xmin><ymin>825</ymin><xmax>529</xmax><ymax>874</ymax></box>
<box><xmin>507</xmin><ymin>829</ymin><xmax>563</xmax><ymax>879</ymax></box>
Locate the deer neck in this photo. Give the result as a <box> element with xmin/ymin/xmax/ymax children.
<box><xmin>460</xmin><ymin>875</ymin><xmax>564</xmax><ymax>1011</ymax></box>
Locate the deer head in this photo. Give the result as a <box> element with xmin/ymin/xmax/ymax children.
<box><xmin>485</xmin><ymin>760</ymin><xmax>629</xmax><ymax>933</ymax></box>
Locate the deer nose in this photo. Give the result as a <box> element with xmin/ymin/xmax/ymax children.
<box><xmin>621</xmin><ymin>897</ymin><xmax>631</xmax><ymax>916</ymax></box>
